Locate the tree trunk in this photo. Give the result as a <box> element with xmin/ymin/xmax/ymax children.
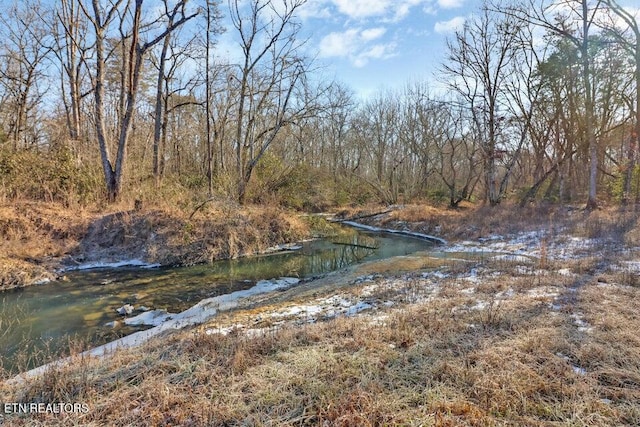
<box><xmin>582</xmin><ymin>0</ymin><xmax>598</xmax><ymax>210</ymax></box>
<box><xmin>153</xmin><ymin>28</ymin><xmax>171</xmax><ymax>187</ymax></box>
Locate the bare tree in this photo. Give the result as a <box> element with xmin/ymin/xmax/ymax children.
<box><xmin>229</xmin><ymin>0</ymin><xmax>310</xmax><ymax>204</ymax></box>
<box><xmin>503</xmin><ymin>0</ymin><xmax>604</xmax><ymax>209</ymax></box>
<box><xmin>52</xmin><ymin>0</ymin><xmax>91</xmax><ymax>148</ymax></box>
<box><xmin>0</xmin><ymin>0</ymin><xmax>52</xmax><ymax>150</ymax></box>
<box><xmin>80</xmin><ymin>0</ymin><xmax>198</xmax><ymax>202</ymax></box>
<box><xmin>602</xmin><ymin>0</ymin><xmax>640</xmax><ymax>205</ymax></box>
<box><xmin>442</xmin><ymin>4</ymin><xmax>522</xmax><ymax>206</ymax></box>
<box><xmin>202</xmin><ymin>0</ymin><xmax>224</xmax><ymax>195</ymax></box>
<box><xmin>430</xmin><ymin>101</ymin><xmax>481</xmax><ymax>207</ymax></box>
<box><xmin>150</xmin><ymin>0</ymin><xmax>208</xmax><ymax>187</ymax></box>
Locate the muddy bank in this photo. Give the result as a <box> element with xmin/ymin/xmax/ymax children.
<box><xmin>0</xmin><ymin>203</ymin><xmax>90</xmax><ymax>291</ymax></box>
<box><xmin>68</xmin><ymin>206</ymin><xmax>309</xmax><ymax>268</ymax></box>
<box><xmin>4</xmin><ymin>201</ymin><xmax>625</xmax><ymax>291</ymax></box>
<box><xmin>0</xmin><ymin>202</ymin><xmax>310</xmax><ymax>291</ymax></box>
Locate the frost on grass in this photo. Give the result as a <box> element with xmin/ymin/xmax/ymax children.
<box><xmin>570</xmin><ymin>313</ymin><xmax>593</xmax><ymax>333</ymax></box>
<box><xmin>444</xmin><ymin>230</ymin><xmax>600</xmax><ymax>262</ymax></box>
<box><xmin>527</xmin><ymin>287</ymin><xmax>561</xmax><ymax>299</ymax></box>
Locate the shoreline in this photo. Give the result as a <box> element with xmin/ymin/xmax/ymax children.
<box><xmin>2</xmin><ymin>204</ymin><xmax>640</xmax><ymax>425</ymax></box>
<box><xmin>4</xmin><ymin>219</ymin><xmax>448</xmax><ymax>382</ymax></box>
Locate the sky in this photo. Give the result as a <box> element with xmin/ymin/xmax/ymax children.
<box><xmin>214</xmin><ymin>0</ymin><xmax>482</xmax><ymax>99</ymax></box>
<box><xmin>299</xmin><ymin>0</ymin><xmax>479</xmax><ymax>98</ymax></box>
<box><xmin>212</xmin><ymin>0</ymin><xmax>640</xmax><ymax>100</ymax></box>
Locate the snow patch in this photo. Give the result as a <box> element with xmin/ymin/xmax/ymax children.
<box><xmin>444</xmin><ymin>230</ymin><xmax>601</xmax><ymax>263</ymax></box>
<box><xmin>341</xmin><ymin>221</ymin><xmax>447</xmax><ymax>244</ymax></box>
<box><xmin>13</xmin><ymin>276</ymin><xmax>302</xmax><ymax>382</ymax></box>
<box><xmin>556</xmin><ymin>352</ymin><xmax>587</xmax><ymax>375</ymax></box>
<box><xmin>527</xmin><ymin>287</ymin><xmax>560</xmax><ymax>299</ymax></box>
<box><xmin>422</xmin><ymin>270</ymin><xmax>449</xmax><ymax>279</ymax></box>
<box><xmin>496</xmin><ymin>288</ymin><xmax>515</xmax><ymax>299</ymax></box>
<box><xmin>570</xmin><ymin>313</ymin><xmax>593</xmax><ymax>333</ymax></box>
<box><xmin>612</xmin><ymin>260</ymin><xmax>640</xmax><ymax>272</ymax></box>
<box><xmin>492</xmin><ymin>254</ymin><xmax>532</xmax><ymax>263</ymax></box>
<box><xmin>461</xmin><ymin>268</ymin><xmax>481</xmax><ymax>283</ymax></box>
<box><xmin>345</xmin><ymin>301</ymin><xmax>373</xmax><ymax>316</ymax></box>
<box><xmin>264</xmin><ymin>243</ymin><xmax>303</xmax><ymax>253</ymax></box>
<box><xmin>63</xmin><ymin>259</ymin><xmax>161</xmax><ymax>271</ymax></box>
<box><xmin>124</xmin><ymin>309</ymin><xmax>172</xmax><ymax>326</ymax></box>
<box><xmin>469</xmin><ymin>300</ymin><xmax>488</xmax><ymax>310</ymax></box>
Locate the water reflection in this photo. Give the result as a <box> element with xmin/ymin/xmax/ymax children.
<box><xmin>0</xmin><ymin>228</ymin><xmax>432</xmax><ymax>372</ymax></box>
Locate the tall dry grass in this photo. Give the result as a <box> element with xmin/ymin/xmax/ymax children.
<box><xmin>3</xmin><ymin>250</ymin><xmax>640</xmax><ymax>426</ymax></box>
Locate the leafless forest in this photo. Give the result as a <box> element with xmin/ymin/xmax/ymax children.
<box><xmin>1</xmin><ymin>0</ymin><xmax>638</xmax><ymax>210</ymax></box>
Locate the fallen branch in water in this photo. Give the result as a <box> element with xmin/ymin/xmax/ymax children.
<box><xmin>331</xmin><ymin>241</ymin><xmax>379</xmax><ymax>250</ymax></box>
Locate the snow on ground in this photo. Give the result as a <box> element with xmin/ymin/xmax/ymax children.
<box><xmin>527</xmin><ymin>287</ymin><xmax>561</xmax><ymax>299</ymax></box>
<box><xmin>556</xmin><ymin>352</ymin><xmax>588</xmax><ymax>375</ymax></box>
<box><xmin>62</xmin><ymin>259</ymin><xmax>161</xmax><ymax>271</ymax></box>
<box><xmin>124</xmin><ymin>309</ymin><xmax>173</xmax><ymax>327</ymax></box>
<box><xmin>264</xmin><ymin>243</ymin><xmax>304</xmax><ymax>253</ymax></box>
<box><xmin>443</xmin><ymin>230</ymin><xmax>600</xmax><ymax>262</ymax></box>
<box><xmin>15</xmin><ymin>225</ymin><xmax>619</xmax><ymax>384</ymax></box>
<box><xmin>495</xmin><ymin>288</ymin><xmax>515</xmax><ymax>299</ymax></box>
<box><xmin>570</xmin><ymin>313</ymin><xmax>593</xmax><ymax>333</ymax></box>
<box><xmin>610</xmin><ymin>260</ymin><xmax>640</xmax><ymax>273</ymax></box>
<box><xmin>12</xmin><ymin>277</ymin><xmax>302</xmax><ymax>382</ymax></box>
<box><xmin>270</xmin><ymin>294</ymin><xmax>375</xmax><ymax>321</ymax></box>
<box><xmin>492</xmin><ymin>254</ymin><xmax>533</xmax><ymax>263</ymax></box>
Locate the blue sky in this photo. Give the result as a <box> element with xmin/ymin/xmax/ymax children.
<box><xmin>298</xmin><ymin>0</ymin><xmax>478</xmax><ymax>98</ymax></box>
<box><xmin>213</xmin><ymin>0</ymin><xmax>481</xmax><ymax>99</ymax></box>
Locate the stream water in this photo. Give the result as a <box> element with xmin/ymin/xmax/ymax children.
<box><xmin>0</xmin><ymin>228</ymin><xmax>437</xmax><ymax>373</ymax></box>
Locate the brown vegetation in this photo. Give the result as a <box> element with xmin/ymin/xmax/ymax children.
<box><xmin>0</xmin><ymin>203</ymin><xmax>91</xmax><ymax>290</ymax></box>
<box><xmin>0</xmin><ymin>200</ymin><xmax>311</xmax><ymax>291</ymax></box>
<box><xmin>1</xmin><ymin>203</ymin><xmax>639</xmax><ymax>426</ymax></box>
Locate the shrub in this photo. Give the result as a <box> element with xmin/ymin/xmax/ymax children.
<box><xmin>0</xmin><ymin>146</ymin><xmax>101</xmax><ymax>205</ymax></box>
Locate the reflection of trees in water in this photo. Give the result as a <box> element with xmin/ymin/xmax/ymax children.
<box><xmin>331</xmin><ymin>232</ymin><xmax>379</xmax><ymax>249</ymax></box>
<box><xmin>305</xmin><ymin>244</ymin><xmax>375</xmax><ymax>274</ymax></box>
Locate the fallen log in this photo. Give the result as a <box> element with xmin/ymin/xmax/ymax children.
<box><xmin>331</xmin><ymin>241</ymin><xmax>379</xmax><ymax>250</ymax></box>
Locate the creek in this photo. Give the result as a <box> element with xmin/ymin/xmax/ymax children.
<box><xmin>1</xmin><ymin>227</ymin><xmax>441</xmax><ymax>373</ymax></box>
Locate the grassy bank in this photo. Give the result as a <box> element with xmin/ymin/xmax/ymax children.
<box><xmin>0</xmin><ymin>200</ymin><xmax>312</xmax><ymax>291</ymax></box>
<box><xmin>1</xmin><ymin>204</ymin><xmax>639</xmax><ymax>425</ymax></box>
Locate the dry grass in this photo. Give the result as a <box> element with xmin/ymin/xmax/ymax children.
<box><xmin>0</xmin><ymin>200</ymin><xmax>311</xmax><ymax>289</ymax></box>
<box><xmin>3</xmin><ymin>247</ymin><xmax>640</xmax><ymax>426</ymax></box>
<box><xmin>2</xmin><ymin>202</ymin><xmax>640</xmax><ymax>425</ymax></box>
<box><xmin>335</xmin><ymin>202</ymin><xmax>567</xmax><ymax>242</ymax></box>
<box><xmin>72</xmin><ymin>204</ymin><xmax>308</xmax><ymax>266</ymax></box>
<box><xmin>0</xmin><ymin>202</ymin><xmax>91</xmax><ymax>259</ymax></box>
<box><xmin>0</xmin><ymin>202</ymin><xmax>93</xmax><ymax>290</ymax></box>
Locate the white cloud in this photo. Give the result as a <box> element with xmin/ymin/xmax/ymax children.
<box><xmin>318</xmin><ymin>27</ymin><xmax>397</xmax><ymax>67</ymax></box>
<box><xmin>332</xmin><ymin>0</ymin><xmax>390</xmax><ymax>18</ymax></box>
<box><xmin>353</xmin><ymin>42</ymin><xmax>397</xmax><ymax>67</ymax></box>
<box><xmin>361</xmin><ymin>27</ymin><xmax>387</xmax><ymax>41</ymax></box>
<box><xmin>423</xmin><ymin>4</ymin><xmax>438</xmax><ymax>15</ymax></box>
<box><xmin>297</xmin><ymin>2</ymin><xmax>333</xmax><ymax>20</ymax></box>
<box><xmin>434</xmin><ymin>16</ymin><xmax>466</xmax><ymax>34</ymax></box>
<box><xmin>329</xmin><ymin>0</ymin><xmax>427</xmax><ymax>21</ymax></box>
<box><xmin>438</xmin><ymin>0</ymin><xmax>465</xmax><ymax>9</ymax></box>
<box><xmin>319</xmin><ymin>29</ymin><xmax>361</xmax><ymax>58</ymax></box>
